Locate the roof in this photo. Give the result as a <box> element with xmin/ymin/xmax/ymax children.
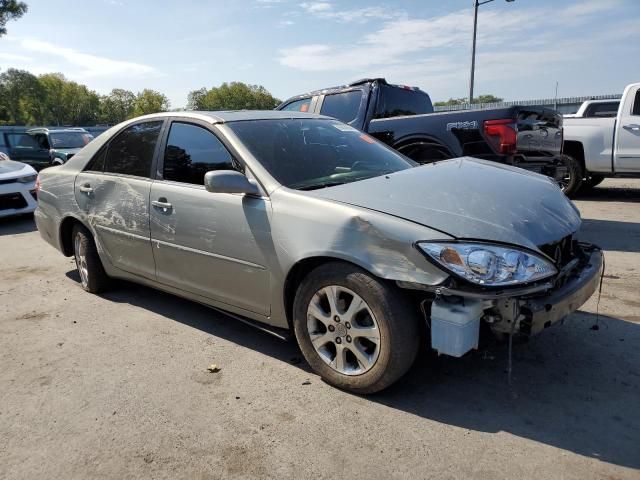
<box><xmin>26</xmin><ymin>127</ymin><xmax>89</xmax><ymax>134</ymax></box>
<box><xmin>135</xmin><ymin>110</ymin><xmax>328</xmax><ymax>124</ymax></box>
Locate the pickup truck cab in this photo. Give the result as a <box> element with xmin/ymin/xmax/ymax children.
<box><xmin>278</xmin><ymin>79</ymin><xmax>574</xmax><ymax>193</ymax></box>
<box><xmin>563</xmin><ymin>83</ymin><xmax>640</xmax><ymax>190</ymax></box>
<box><xmin>565</xmin><ymin>99</ymin><xmax>621</xmax><ymax>119</ymax></box>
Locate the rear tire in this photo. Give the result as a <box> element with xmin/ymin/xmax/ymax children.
<box><xmin>558</xmin><ymin>154</ymin><xmax>583</xmax><ymax>198</ymax></box>
<box><xmin>292</xmin><ymin>262</ymin><xmax>420</xmax><ymax>394</ymax></box>
<box><xmin>72</xmin><ymin>225</ymin><xmax>110</xmax><ymax>293</ymax></box>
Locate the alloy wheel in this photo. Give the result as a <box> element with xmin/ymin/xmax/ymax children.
<box><xmin>74</xmin><ymin>234</ymin><xmax>89</xmax><ymax>288</ymax></box>
<box><xmin>306</xmin><ymin>285</ymin><xmax>381</xmax><ymax>375</ymax></box>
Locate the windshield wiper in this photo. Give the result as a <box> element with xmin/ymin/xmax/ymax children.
<box><xmin>296</xmin><ymin>181</ymin><xmax>348</xmax><ymax>191</ymax></box>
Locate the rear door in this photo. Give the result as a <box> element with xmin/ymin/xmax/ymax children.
<box><xmin>6</xmin><ymin>133</ymin><xmax>50</xmax><ymax>170</ymax></box>
<box><xmin>614</xmin><ymin>85</ymin><xmax>640</xmax><ymax>172</ymax></box>
<box><xmin>149</xmin><ymin>120</ymin><xmax>271</xmax><ymax>316</ymax></box>
<box><xmin>74</xmin><ymin>120</ymin><xmax>164</xmax><ymax>279</ymax></box>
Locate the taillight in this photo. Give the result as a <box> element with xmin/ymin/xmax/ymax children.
<box><xmin>484</xmin><ymin>119</ymin><xmax>517</xmax><ymax>155</ymax></box>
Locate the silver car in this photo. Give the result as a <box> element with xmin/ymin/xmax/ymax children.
<box><xmin>35</xmin><ymin>111</ymin><xmax>603</xmax><ymax>393</ymax></box>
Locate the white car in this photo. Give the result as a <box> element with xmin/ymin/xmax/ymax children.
<box><xmin>0</xmin><ymin>152</ymin><xmax>38</xmax><ymax>218</ymax></box>
<box><xmin>563</xmin><ymin>83</ymin><xmax>640</xmax><ymax>191</ymax></box>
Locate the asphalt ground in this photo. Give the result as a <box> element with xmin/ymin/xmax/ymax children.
<box><xmin>1</xmin><ymin>179</ymin><xmax>639</xmax><ymax>479</ymax></box>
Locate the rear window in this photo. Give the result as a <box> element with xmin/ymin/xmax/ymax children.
<box><xmin>104</xmin><ymin>121</ymin><xmax>162</xmax><ymax>178</ymax></box>
<box><xmin>584</xmin><ymin>102</ymin><xmax>619</xmax><ymax>118</ymax></box>
<box><xmin>374</xmin><ymin>85</ymin><xmax>433</xmax><ymax>119</ymax></box>
<box><xmin>320</xmin><ymin>90</ymin><xmax>362</xmax><ymax>124</ymax></box>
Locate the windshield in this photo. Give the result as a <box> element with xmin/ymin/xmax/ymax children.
<box><xmin>227</xmin><ymin>119</ymin><xmax>415</xmax><ymax>190</ymax></box>
<box><xmin>49</xmin><ymin>132</ymin><xmax>93</xmax><ymax>149</ymax></box>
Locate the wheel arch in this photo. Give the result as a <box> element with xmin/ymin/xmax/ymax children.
<box><xmin>393</xmin><ymin>135</ymin><xmax>454</xmax><ymax>163</ymax></box>
<box><xmin>59</xmin><ymin>215</ymin><xmax>89</xmax><ymax>257</ymax></box>
<box><xmin>563</xmin><ymin>140</ymin><xmax>586</xmax><ymax>173</ymax></box>
<box><xmin>283</xmin><ymin>256</ymin><xmax>379</xmax><ymax>330</ymax></box>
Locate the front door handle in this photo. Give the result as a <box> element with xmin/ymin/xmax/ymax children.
<box><xmin>152</xmin><ymin>198</ymin><xmax>173</xmax><ymax>212</ymax></box>
<box><xmin>623</xmin><ymin>124</ymin><xmax>640</xmax><ymax>131</ymax></box>
<box><xmin>79</xmin><ymin>183</ymin><xmax>93</xmax><ymax>194</ymax></box>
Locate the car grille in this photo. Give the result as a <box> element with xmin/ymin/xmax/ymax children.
<box><xmin>0</xmin><ymin>192</ymin><xmax>28</xmax><ymax>210</ymax></box>
<box><xmin>539</xmin><ymin>234</ymin><xmax>577</xmax><ymax>268</ymax></box>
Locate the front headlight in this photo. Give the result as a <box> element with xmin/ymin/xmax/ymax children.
<box><xmin>417</xmin><ymin>242</ymin><xmax>557</xmax><ymax>287</ymax></box>
<box><xmin>17</xmin><ymin>174</ymin><xmax>37</xmax><ymax>184</ymax></box>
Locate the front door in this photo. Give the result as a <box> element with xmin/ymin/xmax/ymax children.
<box><xmin>615</xmin><ymin>86</ymin><xmax>640</xmax><ymax>172</ymax></box>
<box><xmin>149</xmin><ymin>121</ymin><xmax>271</xmax><ymax>316</ymax></box>
<box><xmin>74</xmin><ymin>120</ymin><xmax>164</xmax><ymax>279</ymax></box>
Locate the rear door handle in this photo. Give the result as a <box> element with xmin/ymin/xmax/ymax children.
<box><xmin>152</xmin><ymin>199</ymin><xmax>173</xmax><ymax>212</ymax></box>
<box><xmin>623</xmin><ymin>124</ymin><xmax>640</xmax><ymax>131</ymax></box>
<box><xmin>79</xmin><ymin>184</ymin><xmax>93</xmax><ymax>194</ymax></box>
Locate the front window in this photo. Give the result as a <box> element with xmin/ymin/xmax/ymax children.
<box><xmin>163</xmin><ymin>122</ymin><xmax>237</xmax><ymax>185</ymax></box>
<box><xmin>49</xmin><ymin>132</ymin><xmax>94</xmax><ymax>149</ymax></box>
<box><xmin>320</xmin><ymin>91</ymin><xmax>362</xmax><ymax>124</ymax></box>
<box><xmin>227</xmin><ymin>119</ymin><xmax>414</xmax><ymax>190</ymax></box>
<box><xmin>281</xmin><ymin>98</ymin><xmax>312</xmax><ymax>113</ymax></box>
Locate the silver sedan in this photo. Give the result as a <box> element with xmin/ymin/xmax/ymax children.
<box><xmin>35</xmin><ymin>111</ymin><xmax>602</xmax><ymax>393</ymax></box>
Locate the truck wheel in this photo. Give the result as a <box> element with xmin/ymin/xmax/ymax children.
<box><xmin>72</xmin><ymin>225</ymin><xmax>110</xmax><ymax>293</ymax></box>
<box><xmin>292</xmin><ymin>262</ymin><xmax>420</xmax><ymax>394</ymax></box>
<box><xmin>399</xmin><ymin>142</ymin><xmax>451</xmax><ymax>165</ymax></box>
<box><xmin>558</xmin><ymin>154</ymin><xmax>583</xmax><ymax>198</ymax></box>
<box><xmin>581</xmin><ymin>174</ymin><xmax>605</xmax><ymax>191</ymax></box>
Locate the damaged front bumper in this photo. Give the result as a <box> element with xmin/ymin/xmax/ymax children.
<box><xmin>518</xmin><ymin>245</ymin><xmax>603</xmax><ymax>335</ymax></box>
<box><xmin>400</xmin><ymin>243</ymin><xmax>603</xmax><ymax>355</ymax></box>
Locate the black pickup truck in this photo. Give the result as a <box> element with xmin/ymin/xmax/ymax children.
<box><xmin>277</xmin><ymin>79</ymin><xmax>577</xmax><ymax>194</ymax></box>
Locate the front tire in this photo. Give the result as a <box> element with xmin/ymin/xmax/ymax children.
<box><xmin>72</xmin><ymin>225</ymin><xmax>110</xmax><ymax>293</ymax></box>
<box><xmin>292</xmin><ymin>262</ymin><xmax>420</xmax><ymax>394</ymax></box>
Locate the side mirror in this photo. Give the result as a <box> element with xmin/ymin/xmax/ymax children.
<box><xmin>204</xmin><ymin>170</ymin><xmax>261</xmax><ymax>196</ymax></box>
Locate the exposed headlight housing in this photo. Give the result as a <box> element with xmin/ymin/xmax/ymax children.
<box><xmin>17</xmin><ymin>174</ymin><xmax>37</xmax><ymax>184</ymax></box>
<box><xmin>417</xmin><ymin>242</ymin><xmax>557</xmax><ymax>287</ymax></box>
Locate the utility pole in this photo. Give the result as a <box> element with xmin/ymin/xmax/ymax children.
<box><xmin>469</xmin><ymin>0</ymin><xmax>515</xmax><ymax>104</ymax></box>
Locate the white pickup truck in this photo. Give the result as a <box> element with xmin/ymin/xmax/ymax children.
<box><xmin>563</xmin><ymin>83</ymin><xmax>640</xmax><ymax>191</ymax></box>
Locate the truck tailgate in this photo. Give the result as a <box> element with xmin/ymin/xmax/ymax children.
<box><xmin>515</xmin><ymin>107</ymin><xmax>563</xmax><ymax>157</ymax></box>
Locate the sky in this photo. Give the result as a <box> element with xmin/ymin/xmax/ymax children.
<box><xmin>0</xmin><ymin>0</ymin><xmax>638</xmax><ymax>108</ymax></box>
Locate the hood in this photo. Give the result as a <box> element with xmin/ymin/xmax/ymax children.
<box><xmin>0</xmin><ymin>159</ymin><xmax>35</xmax><ymax>179</ymax></box>
<box><xmin>308</xmin><ymin>157</ymin><xmax>581</xmax><ymax>251</ymax></box>
<box><xmin>51</xmin><ymin>147</ymin><xmax>81</xmax><ymax>156</ymax></box>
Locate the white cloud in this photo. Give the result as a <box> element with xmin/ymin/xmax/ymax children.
<box><xmin>18</xmin><ymin>39</ymin><xmax>157</xmax><ymax>79</ymax></box>
<box><xmin>279</xmin><ymin>0</ymin><xmax>623</xmax><ymax>72</ymax></box>
<box><xmin>299</xmin><ymin>1</ymin><xmax>401</xmax><ymax>23</ymax></box>
<box><xmin>0</xmin><ymin>52</ymin><xmax>33</xmax><ymax>63</ymax></box>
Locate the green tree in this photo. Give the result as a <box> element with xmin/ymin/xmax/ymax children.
<box><xmin>99</xmin><ymin>88</ymin><xmax>136</xmax><ymax>124</ymax></box>
<box><xmin>0</xmin><ymin>68</ymin><xmax>43</xmax><ymax>124</ymax></box>
<box><xmin>186</xmin><ymin>87</ymin><xmax>207</xmax><ymax>110</ymax></box>
<box><xmin>36</xmin><ymin>73</ymin><xmax>100</xmax><ymax>125</ymax></box>
<box><xmin>475</xmin><ymin>94</ymin><xmax>503</xmax><ymax>104</ymax></box>
<box><xmin>189</xmin><ymin>82</ymin><xmax>280</xmax><ymax>111</ymax></box>
<box><xmin>0</xmin><ymin>0</ymin><xmax>27</xmax><ymax>36</ymax></box>
<box><xmin>131</xmin><ymin>89</ymin><xmax>170</xmax><ymax>117</ymax></box>
<box><xmin>434</xmin><ymin>94</ymin><xmax>503</xmax><ymax>107</ymax></box>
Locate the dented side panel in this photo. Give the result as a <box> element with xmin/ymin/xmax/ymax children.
<box><xmin>266</xmin><ymin>188</ymin><xmax>451</xmax><ymax>328</ymax></box>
